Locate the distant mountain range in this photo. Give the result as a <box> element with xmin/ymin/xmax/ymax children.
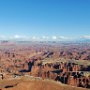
<box><xmin>0</xmin><ymin>38</ymin><xmax>90</xmax><ymax>44</ymax></box>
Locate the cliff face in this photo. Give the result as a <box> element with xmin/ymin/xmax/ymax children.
<box><xmin>0</xmin><ymin>43</ymin><xmax>90</xmax><ymax>89</ymax></box>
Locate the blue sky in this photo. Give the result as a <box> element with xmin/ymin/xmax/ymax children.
<box><xmin>0</xmin><ymin>0</ymin><xmax>90</xmax><ymax>40</ymax></box>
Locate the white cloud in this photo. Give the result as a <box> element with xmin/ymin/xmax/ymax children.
<box><xmin>42</xmin><ymin>36</ymin><xmax>49</xmax><ymax>40</ymax></box>
<box><xmin>0</xmin><ymin>35</ymin><xmax>74</xmax><ymax>41</ymax></box>
<box><xmin>11</xmin><ymin>35</ymin><xmax>29</xmax><ymax>40</ymax></box>
<box><xmin>82</xmin><ymin>35</ymin><xmax>90</xmax><ymax>39</ymax></box>
<box><xmin>0</xmin><ymin>35</ymin><xmax>6</xmax><ymax>39</ymax></box>
<box><xmin>0</xmin><ymin>35</ymin><xmax>29</xmax><ymax>41</ymax></box>
<box><xmin>52</xmin><ymin>36</ymin><xmax>57</xmax><ymax>40</ymax></box>
<box><xmin>32</xmin><ymin>36</ymin><xmax>37</xmax><ymax>40</ymax></box>
<box><xmin>59</xmin><ymin>36</ymin><xmax>70</xmax><ymax>40</ymax></box>
<box><xmin>31</xmin><ymin>36</ymin><xmax>40</xmax><ymax>41</ymax></box>
<box><xmin>51</xmin><ymin>36</ymin><xmax>69</xmax><ymax>41</ymax></box>
<box><xmin>14</xmin><ymin>35</ymin><xmax>21</xmax><ymax>39</ymax></box>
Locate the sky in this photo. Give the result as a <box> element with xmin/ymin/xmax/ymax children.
<box><xmin>0</xmin><ymin>0</ymin><xmax>90</xmax><ymax>41</ymax></box>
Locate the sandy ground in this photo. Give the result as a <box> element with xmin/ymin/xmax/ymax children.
<box><xmin>0</xmin><ymin>76</ymin><xmax>89</xmax><ymax>90</ymax></box>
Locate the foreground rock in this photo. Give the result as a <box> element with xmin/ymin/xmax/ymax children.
<box><xmin>0</xmin><ymin>76</ymin><xmax>89</xmax><ymax>90</ymax></box>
